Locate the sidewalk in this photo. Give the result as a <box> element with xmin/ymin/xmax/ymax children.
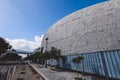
<box><xmin>32</xmin><ymin>64</ymin><xmax>92</xmax><ymax>80</ymax></box>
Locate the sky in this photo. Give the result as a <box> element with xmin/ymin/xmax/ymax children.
<box><xmin>0</xmin><ymin>0</ymin><xmax>107</xmax><ymax>52</ymax></box>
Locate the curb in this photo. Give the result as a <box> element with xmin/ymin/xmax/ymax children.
<box><xmin>29</xmin><ymin>63</ymin><xmax>49</xmax><ymax>80</ymax></box>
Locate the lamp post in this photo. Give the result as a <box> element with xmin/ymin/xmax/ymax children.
<box><xmin>45</xmin><ymin>37</ymin><xmax>49</xmax><ymax>68</ymax></box>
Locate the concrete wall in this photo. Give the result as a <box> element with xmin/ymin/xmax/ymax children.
<box><xmin>41</xmin><ymin>0</ymin><xmax>120</xmax><ymax>55</ymax></box>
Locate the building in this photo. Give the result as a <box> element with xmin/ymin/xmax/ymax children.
<box><xmin>41</xmin><ymin>0</ymin><xmax>120</xmax><ymax>79</ymax></box>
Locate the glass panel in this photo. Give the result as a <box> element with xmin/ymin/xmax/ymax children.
<box><xmin>106</xmin><ymin>51</ymin><xmax>115</xmax><ymax>78</ymax></box>
<box><xmin>87</xmin><ymin>54</ymin><xmax>90</xmax><ymax>73</ymax></box>
<box><xmin>103</xmin><ymin>52</ymin><xmax>112</xmax><ymax>77</ymax></box>
<box><xmin>110</xmin><ymin>51</ymin><xmax>119</xmax><ymax>78</ymax></box>
<box><xmin>89</xmin><ymin>53</ymin><xmax>94</xmax><ymax>74</ymax></box>
<box><xmin>113</xmin><ymin>51</ymin><xmax>120</xmax><ymax>79</ymax></box>
<box><xmin>59</xmin><ymin>50</ymin><xmax>120</xmax><ymax>79</ymax></box>
<box><xmin>97</xmin><ymin>53</ymin><xmax>104</xmax><ymax>76</ymax></box>
<box><xmin>86</xmin><ymin>54</ymin><xmax>89</xmax><ymax>73</ymax></box>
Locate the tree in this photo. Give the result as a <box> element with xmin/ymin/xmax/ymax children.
<box><xmin>27</xmin><ymin>47</ymin><xmax>44</xmax><ymax>63</ymax></box>
<box><xmin>24</xmin><ymin>47</ymin><xmax>62</xmax><ymax>68</ymax></box>
<box><xmin>49</xmin><ymin>47</ymin><xmax>61</xmax><ymax>67</ymax></box>
<box><xmin>2</xmin><ymin>53</ymin><xmax>22</xmax><ymax>61</ymax></box>
<box><xmin>0</xmin><ymin>37</ymin><xmax>12</xmax><ymax>58</ymax></box>
<box><xmin>12</xmin><ymin>49</ymin><xmax>16</xmax><ymax>52</ymax></box>
<box><xmin>72</xmin><ymin>56</ymin><xmax>84</xmax><ymax>80</ymax></box>
<box><xmin>34</xmin><ymin>52</ymin><xmax>44</xmax><ymax>63</ymax></box>
<box><xmin>24</xmin><ymin>51</ymin><xmax>45</xmax><ymax>63</ymax></box>
<box><xmin>28</xmin><ymin>53</ymin><xmax>37</xmax><ymax>62</ymax></box>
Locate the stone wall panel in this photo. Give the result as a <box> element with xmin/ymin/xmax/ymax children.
<box><xmin>42</xmin><ymin>0</ymin><xmax>120</xmax><ymax>55</ymax></box>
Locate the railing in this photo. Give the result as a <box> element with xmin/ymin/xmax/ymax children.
<box><xmin>7</xmin><ymin>66</ymin><xmax>16</xmax><ymax>80</ymax></box>
<box><xmin>0</xmin><ymin>66</ymin><xmax>9</xmax><ymax>80</ymax></box>
<box><xmin>0</xmin><ymin>65</ymin><xmax>16</xmax><ymax>80</ymax></box>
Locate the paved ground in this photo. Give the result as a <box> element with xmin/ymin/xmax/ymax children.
<box><xmin>32</xmin><ymin>64</ymin><xmax>92</xmax><ymax>80</ymax></box>
<box><xmin>14</xmin><ymin>64</ymin><xmax>41</xmax><ymax>80</ymax></box>
<box><xmin>0</xmin><ymin>64</ymin><xmax>43</xmax><ymax>80</ymax></box>
<box><xmin>0</xmin><ymin>64</ymin><xmax>94</xmax><ymax>80</ymax></box>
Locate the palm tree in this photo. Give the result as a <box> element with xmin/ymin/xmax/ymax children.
<box><xmin>72</xmin><ymin>56</ymin><xmax>84</xmax><ymax>80</ymax></box>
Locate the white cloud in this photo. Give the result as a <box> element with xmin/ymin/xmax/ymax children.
<box><xmin>35</xmin><ymin>35</ymin><xmax>44</xmax><ymax>43</ymax></box>
<box><xmin>6</xmin><ymin>35</ymin><xmax>44</xmax><ymax>52</ymax></box>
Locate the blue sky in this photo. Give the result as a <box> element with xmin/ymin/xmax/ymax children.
<box><xmin>0</xmin><ymin>0</ymin><xmax>107</xmax><ymax>51</ymax></box>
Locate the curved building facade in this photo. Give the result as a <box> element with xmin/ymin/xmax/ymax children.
<box><xmin>42</xmin><ymin>0</ymin><xmax>120</xmax><ymax>55</ymax></box>
<box><xmin>41</xmin><ymin>0</ymin><xmax>120</xmax><ymax>79</ymax></box>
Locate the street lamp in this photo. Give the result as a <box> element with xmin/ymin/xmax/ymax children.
<box><xmin>45</xmin><ymin>37</ymin><xmax>49</xmax><ymax>67</ymax></box>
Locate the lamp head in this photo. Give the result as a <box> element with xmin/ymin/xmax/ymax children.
<box><xmin>45</xmin><ymin>37</ymin><xmax>49</xmax><ymax>40</ymax></box>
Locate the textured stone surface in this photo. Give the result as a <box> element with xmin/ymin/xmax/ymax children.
<box><xmin>41</xmin><ymin>0</ymin><xmax>120</xmax><ymax>55</ymax></box>
<box><xmin>33</xmin><ymin>64</ymin><xmax>92</xmax><ymax>80</ymax></box>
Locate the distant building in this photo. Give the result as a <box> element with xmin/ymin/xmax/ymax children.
<box><xmin>41</xmin><ymin>0</ymin><xmax>120</xmax><ymax>79</ymax></box>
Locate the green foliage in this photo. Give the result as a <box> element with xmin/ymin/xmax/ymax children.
<box><xmin>49</xmin><ymin>47</ymin><xmax>61</xmax><ymax>60</ymax></box>
<box><xmin>25</xmin><ymin>52</ymin><xmax>44</xmax><ymax>61</ymax></box>
<box><xmin>72</xmin><ymin>56</ymin><xmax>84</xmax><ymax>64</ymax></box>
<box><xmin>2</xmin><ymin>53</ymin><xmax>22</xmax><ymax>61</ymax></box>
<box><xmin>24</xmin><ymin>47</ymin><xmax>62</xmax><ymax>64</ymax></box>
<box><xmin>25</xmin><ymin>47</ymin><xmax>44</xmax><ymax>61</ymax></box>
<box><xmin>34</xmin><ymin>52</ymin><xmax>42</xmax><ymax>59</ymax></box>
<box><xmin>12</xmin><ymin>49</ymin><xmax>16</xmax><ymax>52</ymax></box>
<box><xmin>0</xmin><ymin>37</ymin><xmax>12</xmax><ymax>54</ymax></box>
<box><xmin>48</xmin><ymin>47</ymin><xmax>61</xmax><ymax>66</ymax></box>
